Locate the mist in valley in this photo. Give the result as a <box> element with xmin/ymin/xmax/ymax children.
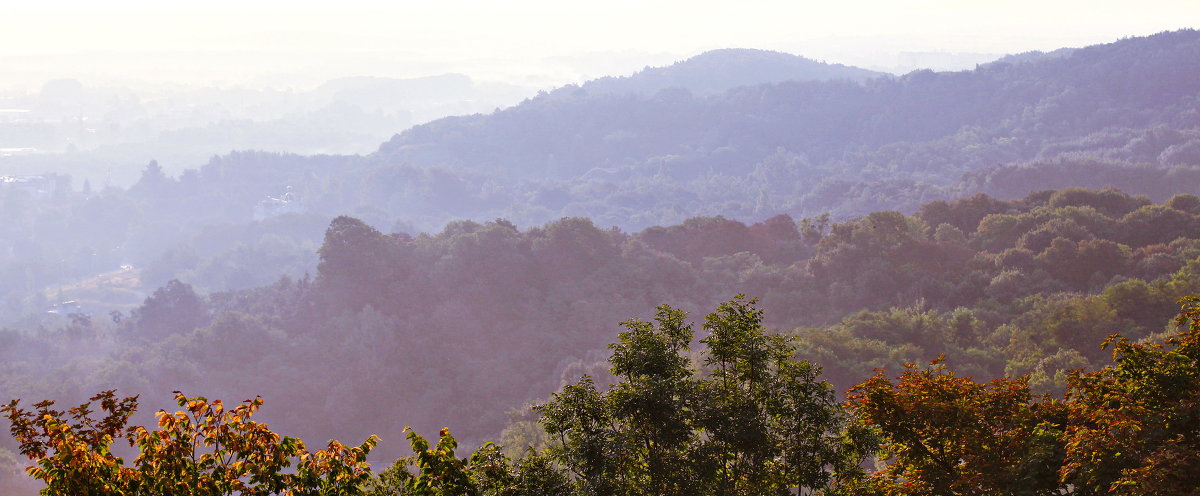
<box><xmin>2</xmin><ymin>2</ymin><xmax>1200</xmax><ymax>494</ymax></box>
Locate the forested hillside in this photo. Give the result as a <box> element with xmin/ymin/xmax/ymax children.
<box><xmin>375</xmin><ymin>29</ymin><xmax>1200</xmax><ymax>223</ymax></box>
<box><xmin>6</xmin><ymin>221</ymin><xmax>1200</xmax><ymax>494</ymax></box>
<box><xmin>5</xmin><ymin>31</ymin><xmax>1200</xmax><ymax>327</ymax></box>
<box><xmin>4</xmin><ymin>30</ymin><xmax>1200</xmax><ymax>494</ymax></box>
<box><xmin>3</xmin><ymin>186</ymin><xmax>1199</xmax><ymax>488</ymax></box>
<box><xmin>578</xmin><ymin>48</ymin><xmax>884</xmax><ymax>96</ymax></box>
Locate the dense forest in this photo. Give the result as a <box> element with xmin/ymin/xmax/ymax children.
<box><xmin>375</xmin><ymin>29</ymin><xmax>1200</xmax><ymax>222</ymax></box>
<box><xmin>6</xmin><ymin>294</ymin><xmax>1200</xmax><ymax>494</ymax></box>
<box><xmin>3</xmin><ymin>185</ymin><xmax>1200</xmax><ymax>493</ymax></box>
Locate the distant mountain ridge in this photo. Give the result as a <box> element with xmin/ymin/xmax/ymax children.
<box><xmin>577</xmin><ymin>48</ymin><xmax>886</xmax><ymax>96</ymax></box>
<box><xmin>8</xmin><ymin>30</ymin><xmax>1200</xmax><ymax>328</ymax></box>
<box><xmin>985</xmin><ymin>47</ymin><xmax>1077</xmax><ymax>67</ymax></box>
<box><xmin>375</xmin><ymin>29</ymin><xmax>1200</xmax><ymax>190</ymax></box>
<box><xmin>75</xmin><ymin>30</ymin><xmax>1200</xmax><ymax>243</ymax></box>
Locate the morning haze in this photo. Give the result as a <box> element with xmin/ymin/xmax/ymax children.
<box><xmin>1</xmin><ymin>2</ymin><xmax>1200</xmax><ymax>494</ymax></box>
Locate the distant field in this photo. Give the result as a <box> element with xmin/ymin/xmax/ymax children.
<box><xmin>45</xmin><ymin>266</ymin><xmax>146</xmax><ymax>316</ymax></box>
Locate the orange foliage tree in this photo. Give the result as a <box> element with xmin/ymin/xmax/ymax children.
<box><xmin>2</xmin><ymin>391</ymin><xmax>377</xmax><ymax>496</ymax></box>
<box><xmin>845</xmin><ymin>359</ymin><xmax>1067</xmax><ymax>495</ymax></box>
<box><xmin>1061</xmin><ymin>296</ymin><xmax>1200</xmax><ymax>494</ymax></box>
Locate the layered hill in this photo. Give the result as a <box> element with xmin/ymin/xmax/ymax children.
<box><xmin>7</xmin><ymin>31</ymin><xmax>1200</xmax><ymax>325</ymax></box>
<box><xmin>6</xmin><ymin>186</ymin><xmax>1200</xmax><ymax>466</ymax></box>
<box><xmin>364</xmin><ymin>29</ymin><xmax>1200</xmax><ymax>224</ymax></box>
<box><xmin>7</xmin><ymin>31</ymin><xmax>1200</xmax><ymax>491</ymax></box>
<box><xmin>102</xmin><ymin>30</ymin><xmax>1200</xmax><ymax>238</ymax></box>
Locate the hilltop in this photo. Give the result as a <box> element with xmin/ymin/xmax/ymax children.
<box><xmin>578</xmin><ymin>48</ymin><xmax>885</xmax><ymax>96</ymax></box>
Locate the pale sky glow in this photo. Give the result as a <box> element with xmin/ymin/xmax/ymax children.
<box><xmin>2</xmin><ymin>0</ymin><xmax>1199</xmax><ymax>89</ymax></box>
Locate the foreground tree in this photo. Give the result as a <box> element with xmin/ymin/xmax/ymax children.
<box><xmin>845</xmin><ymin>297</ymin><xmax>1200</xmax><ymax>495</ymax></box>
<box><xmin>2</xmin><ymin>391</ymin><xmax>377</xmax><ymax>496</ymax></box>
<box><xmin>537</xmin><ymin>296</ymin><xmax>868</xmax><ymax>495</ymax></box>
<box><xmin>1061</xmin><ymin>296</ymin><xmax>1200</xmax><ymax>495</ymax></box>
<box><xmin>366</xmin><ymin>428</ymin><xmax>568</xmax><ymax>496</ymax></box>
<box><xmin>696</xmin><ymin>298</ymin><xmax>870</xmax><ymax>495</ymax></box>
<box><xmin>845</xmin><ymin>361</ymin><xmax>1068</xmax><ymax>495</ymax></box>
<box><xmin>9</xmin><ymin>294</ymin><xmax>1200</xmax><ymax>495</ymax></box>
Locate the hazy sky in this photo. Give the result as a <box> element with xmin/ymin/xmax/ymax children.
<box><xmin>3</xmin><ymin>0</ymin><xmax>1198</xmax><ymax>89</ymax></box>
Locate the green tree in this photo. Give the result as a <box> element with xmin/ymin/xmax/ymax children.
<box><xmin>367</xmin><ymin>429</ymin><xmax>569</xmax><ymax>496</ymax></box>
<box><xmin>536</xmin><ymin>297</ymin><xmax>864</xmax><ymax>495</ymax></box>
<box><xmin>606</xmin><ymin>305</ymin><xmax>699</xmax><ymax>495</ymax></box>
<box><xmin>535</xmin><ymin>377</ymin><xmax>625</xmax><ymax>495</ymax></box>
<box><xmin>697</xmin><ymin>297</ymin><xmax>840</xmax><ymax>494</ymax></box>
